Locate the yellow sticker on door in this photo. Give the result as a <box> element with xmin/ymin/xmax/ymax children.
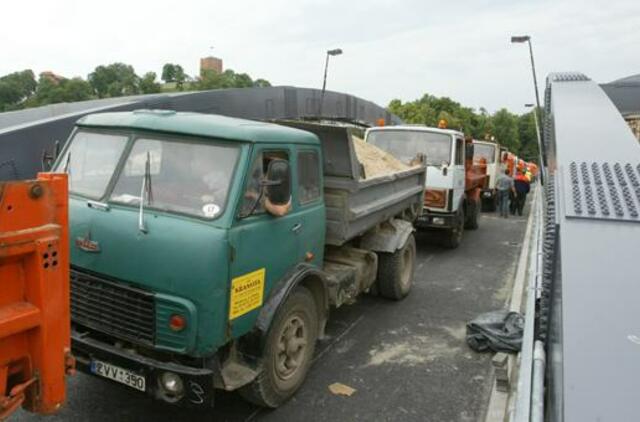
<box><xmin>229</xmin><ymin>268</ymin><xmax>266</xmax><ymax>320</ymax></box>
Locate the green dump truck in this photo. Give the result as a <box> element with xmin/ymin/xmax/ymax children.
<box><xmin>54</xmin><ymin>111</ymin><xmax>426</xmax><ymax>408</ymax></box>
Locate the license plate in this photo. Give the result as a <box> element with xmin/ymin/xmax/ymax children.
<box><xmin>483</xmin><ymin>192</ymin><xmax>492</xmax><ymax>198</ymax></box>
<box><xmin>90</xmin><ymin>360</ymin><xmax>146</xmax><ymax>392</ymax></box>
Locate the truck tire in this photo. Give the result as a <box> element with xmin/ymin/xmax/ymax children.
<box><xmin>239</xmin><ymin>286</ymin><xmax>318</xmax><ymax>408</ymax></box>
<box><xmin>465</xmin><ymin>200</ymin><xmax>480</xmax><ymax>230</ymax></box>
<box><xmin>482</xmin><ymin>196</ymin><xmax>497</xmax><ymax>212</ymax></box>
<box><xmin>488</xmin><ymin>196</ymin><xmax>497</xmax><ymax>212</ymax></box>
<box><xmin>443</xmin><ymin>209</ymin><xmax>464</xmax><ymax>249</ymax></box>
<box><xmin>376</xmin><ymin>234</ymin><xmax>416</xmax><ymax>300</ymax></box>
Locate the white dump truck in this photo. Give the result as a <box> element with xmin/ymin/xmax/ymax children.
<box><xmin>472</xmin><ymin>140</ymin><xmax>505</xmax><ymax>211</ymax></box>
<box><xmin>365</xmin><ymin>125</ymin><xmax>486</xmax><ymax>248</ymax></box>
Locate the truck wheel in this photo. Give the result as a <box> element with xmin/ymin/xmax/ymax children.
<box><xmin>239</xmin><ymin>287</ymin><xmax>318</xmax><ymax>408</ymax></box>
<box><xmin>377</xmin><ymin>234</ymin><xmax>416</xmax><ymax>300</ymax></box>
<box><xmin>488</xmin><ymin>196</ymin><xmax>498</xmax><ymax>212</ymax></box>
<box><xmin>482</xmin><ymin>196</ymin><xmax>497</xmax><ymax>212</ymax></box>
<box><xmin>465</xmin><ymin>200</ymin><xmax>480</xmax><ymax>230</ymax></box>
<box><xmin>443</xmin><ymin>210</ymin><xmax>464</xmax><ymax>249</ymax></box>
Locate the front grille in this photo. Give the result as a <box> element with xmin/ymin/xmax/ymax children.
<box><xmin>71</xmin><ymin>268</ymin><xmax>155</xmax><ymax>346</ymax></box>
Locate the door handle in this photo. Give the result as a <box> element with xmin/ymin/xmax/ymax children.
<box><xmin>291</xmin><ymin>223</ymin><xmax>302</xmax><ymax>233</ymax></box>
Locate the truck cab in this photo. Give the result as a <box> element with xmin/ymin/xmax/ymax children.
<box><xmin>365</xmin><ymin>125</ymin><xmax>484</xmax><ymax>248</ymax></box>
<box><xmin>472</xmin><ymin>140</ymin><xmax>503</xmax><ymax>211</ymax></box>
<box><xmin>53</xmin><ymin>111</ymin><xmax>424</xmax><ymax>409</ymax></box>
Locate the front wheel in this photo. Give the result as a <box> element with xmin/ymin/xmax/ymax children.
<box><xmin>442</xmin><ymin>209</ymin><xmax>464</xmax><ymax>249</ymax></box>
<box><xmin>377</xmin><ymin>234</ymin><xmax>416</xmax><ymax>300</ymax></box>
<box><xmin>239</xmin><ymin>287</ymin><xmax>318</xmax><ymax>408</ymax></box>
<box><xmin>465</xmin><ymin>199</ymin><xmax>480</xmax><ymax>230</ymax></box>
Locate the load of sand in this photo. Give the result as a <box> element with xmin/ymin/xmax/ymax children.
<box><xmin>352</xmin><ymin>136</ymin><xmax>413</xmax><ymax>179</ymax></box>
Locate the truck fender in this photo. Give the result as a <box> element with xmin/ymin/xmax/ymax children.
<box><xmin>359</xmin><ymin>218</ymin><xmax>414</xmax><ymax>254</ymax></box>
<box><xmin>254</xmin><ymin>263</ymin><xmax>329</xmax><ymax>343</ymax></box>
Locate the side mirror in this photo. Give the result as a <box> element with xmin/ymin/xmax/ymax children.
<box><xmin>41</xmin><ymin>140</ymin><xmax>61</xmax><ymax>171</ymax></box>
<box><xmin>263</xmin><ymin>159</ymin><xmax>291</xmax><ymax>206</ymax></box>
<box><xmin>465</xmin><ymin>143</ymin><xmax>475</xmax><ymax>161</ymax></box>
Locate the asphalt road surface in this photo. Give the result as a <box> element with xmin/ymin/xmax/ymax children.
<box><xmin>15</xmin><ymin>204</ymin><xmax>529</xmax><ymax>422</ymax></box>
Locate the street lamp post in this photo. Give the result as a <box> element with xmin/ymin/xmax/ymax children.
<box><xmin>525</xmin><ymin>103</ymin><xmax>544</xmax><ymax>170</ymax></box>
<box><xmin>319</xmin><ymin>48</ymin><xmax>343</xmax><ymax>117</ymax></box>
<box><xmin>511</xmin><ymin>35</ymin><xmax>546</xmax><ymax>176</ymax></box>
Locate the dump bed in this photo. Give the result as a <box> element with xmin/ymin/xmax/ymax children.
<box><xmin>276</xmin><ymin>121</ymin><xmax>426</xmax><ymax>246</ymax></box>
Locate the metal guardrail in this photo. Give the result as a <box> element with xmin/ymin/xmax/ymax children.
<box><xmin>512</xmin><ymin>184</ymin><xmax>544</xmax><ymax>422</ymax></box>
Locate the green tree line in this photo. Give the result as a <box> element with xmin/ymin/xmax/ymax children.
<box><xmin>0</xmin><ymin>62</ymin><xmax>271</xmax><ymax>112</ymax></box>
<box><xmin>388</xmin><ymin>94</ymin><xmax>539</xmax><ymax>161</ymax></box>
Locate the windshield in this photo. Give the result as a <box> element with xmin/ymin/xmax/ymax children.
<box><xmin>54</xmin><ymin>131</ymin><xmax>128</xmax><ymax>198</ymax></box>
<box><xmin>366</xmin><ymin>130</ymin><xmax>452</xmax><ymax>166</ymax></box>
<box><xmin>111</xmin><ymin>138</ymin><xmax>239</xmax><ymax>219</ymax></box>
<box><xmin>474</xmin><ymin>143</ymin><xmax>496</xmax><ymax>164</ymax></box>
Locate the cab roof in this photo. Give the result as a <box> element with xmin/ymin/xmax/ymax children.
<box><xmin>472</xmin><ymin>140</ymin><xmax>498</xmax><ymax>146</ymax></box>
<box><xmin>76</xmin><ymin>110</ymin><xmax>320</xmax><ymax>145</ymax></box>
<box><xmin>366</xmin><ymin>125</ymin><xmax>464</xmax><ymax>137</ymax></box>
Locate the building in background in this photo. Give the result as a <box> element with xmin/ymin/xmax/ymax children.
<box><xmin>601</xmin><ymin>74</ymin><xmax>640</xmax><ymax>141</ymax></box>
<box><xmin>200</xmin><ymin>56</ymin><xmax>223</xmax><ymax>76</ymax></box>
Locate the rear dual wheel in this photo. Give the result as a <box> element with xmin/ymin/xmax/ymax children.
<box><xmin>377</xmin><ymin>234</ymin><xmax>416</xmax><ymax>300</ymax></box>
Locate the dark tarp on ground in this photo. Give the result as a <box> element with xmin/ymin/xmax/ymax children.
<box><xmin>466</xmin><ymin>310</ymin><xmax>524</xmax><ymax>353</ymax></box>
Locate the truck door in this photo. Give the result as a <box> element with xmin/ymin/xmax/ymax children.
<box><xmin>227</xmin><ymin>145</ymin><xmax>303</xmax><ymax>338</ymax></box>
<box><xmin>294</xmin><ymin>147</ymin><xmax>325</xmax><ymax>267</ymax></box>
<box><xmin>452</xmin><ymin>136</ymin><xmax>466</xmax><ymax>212</ymax></box>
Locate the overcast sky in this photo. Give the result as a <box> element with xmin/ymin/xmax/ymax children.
<box><xmin>2</xmin><ymin>0</ymin><xmax>638</xmax><ymax>114</ymax></box>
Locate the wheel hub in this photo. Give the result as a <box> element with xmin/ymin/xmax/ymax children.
<box><xmin>275</xmin><ymin>315</ymin><xmax>307</xmax><ymax>380</ymax></box>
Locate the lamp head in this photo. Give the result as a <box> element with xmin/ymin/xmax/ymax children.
<box><xmin>511</xmin><ymin>35</ymin><xmax>530</xmax><ymax>43</ymax></box>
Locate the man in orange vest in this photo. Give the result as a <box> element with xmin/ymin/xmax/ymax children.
<box><xmin>513</xmin><ymin>169</ymin><xmax>530</xmax><ymax>216</ymax></box>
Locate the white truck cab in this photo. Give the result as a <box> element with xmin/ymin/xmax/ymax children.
<box><xmin>366</xmin><ymin>125</ymin><xmax>482</xmax><ymax>248</ymax></box>
<box><xmin>472</xmin><ymin>140</ymin><xmax>505</xmax><ymax>211</ymax></box>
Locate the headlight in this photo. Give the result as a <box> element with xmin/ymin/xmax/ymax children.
<box><xmin>160</xmin><ymin>372</ymin><xmax>184</xmax><ymax>395</ymax></box>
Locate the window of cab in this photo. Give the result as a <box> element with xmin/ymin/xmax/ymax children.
<box><xmin>56</xmin><ymin>129</ymin><xmax>241</xmax><ymax>220</ymax></box>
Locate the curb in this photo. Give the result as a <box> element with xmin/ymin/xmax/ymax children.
<box><xmin>483</xmin><ymin>185</ymin><xmax>540</xmax><ymax>422</ymax></box>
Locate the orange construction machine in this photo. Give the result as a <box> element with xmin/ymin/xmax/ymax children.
<box><xmin>0</xmin><ymin>173</ymin><xmax>72</xmax><ymax>419</ymax></box>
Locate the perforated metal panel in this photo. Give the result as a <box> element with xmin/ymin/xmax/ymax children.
<box><xmin>564</xmin><ymin>161</ymin><xmax>640</xmax><ymax>222</ymax></box>
<box><xmin>550</xmin><ymin>72</ymin><xmax>591</xmax><ymax>83</ymax></box>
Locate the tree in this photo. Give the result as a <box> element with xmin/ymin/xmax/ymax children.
<box><xmin>161</xmin><ymin>64</ymin><xmax>187</xmax><ymax>89</ymax></box>
<box><xmin>253</xmin><ymin>78</ymin><xmax>271</xmax><ymax>88</ymax></box>
<box><xmin>88</xmin><ymin>63</ymin><xmax>140</xmax><ymax>98</ymax></box>
<box><xmin>388</xmin><ymin>93</ymin><xmax>536</xmax><ymax>157</ymax></box>
<box><xmin>517</xmin><ymin>111</ymin><xmax>539</xmax><ymax>162</ymax></box>
<box><xmin>161</xmin><ymin>64</ymin><xmax>176</xmax><ymax>83</ymax></box>
<box><xmin>139</xmin><ymin>72</ymin><xmax>161</xmax><ymax>94</ymax></box>
<box><xmin>232</xmin><ymin>72</ymin><xmax>253</xmax><ymax>88</ymax></box>
<box><xmin>31</xmin><ymin>76</ymin><xmax>93</xmax><ymax>106</ymax></box>
<box><xmin>492</xmin><ymin>108</ymin><xmax>520</xmax><ymax>152</ymax></box>
<box><xmin>174</xmin><ymin>65</ymin><xmax>186</xmax><ymax>90</ymax></box>
<box><xmin>0</xmin><ymin>70</ymin><xmax>37</xmax><ymax>111</ymax></box>
<box><xmin>195</xmin><ymin>68</ymin><xmax>270</xmax><ymax>91</ymax></box>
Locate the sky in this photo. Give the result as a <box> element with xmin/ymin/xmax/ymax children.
<box><xmin>1</xmin><ymin>0</ymin><xmax>639</xmax><ymax>114</ymax></box>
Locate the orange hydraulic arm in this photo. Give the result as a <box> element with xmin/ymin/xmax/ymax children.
<box><xmin>0</xmin><ymin>173</ymin><xmax>72</xmax><ymax>419</ymax></box>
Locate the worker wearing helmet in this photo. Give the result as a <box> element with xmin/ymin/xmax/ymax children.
<box><xmin>513</xmin><ymin>169</ymin><xmax>531</xmax><ymax>216</ymax></box>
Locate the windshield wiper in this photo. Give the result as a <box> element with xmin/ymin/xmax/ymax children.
<box><xmin>138</xmin><ymin>151</ymin><xmax>153</xmax><ymax>233</ymax></box>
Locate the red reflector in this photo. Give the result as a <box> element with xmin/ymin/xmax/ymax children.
<box><xmin>169</xmin><ymin>315</ymin><xmax>186</xmax><ymax>332</ymax></box>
